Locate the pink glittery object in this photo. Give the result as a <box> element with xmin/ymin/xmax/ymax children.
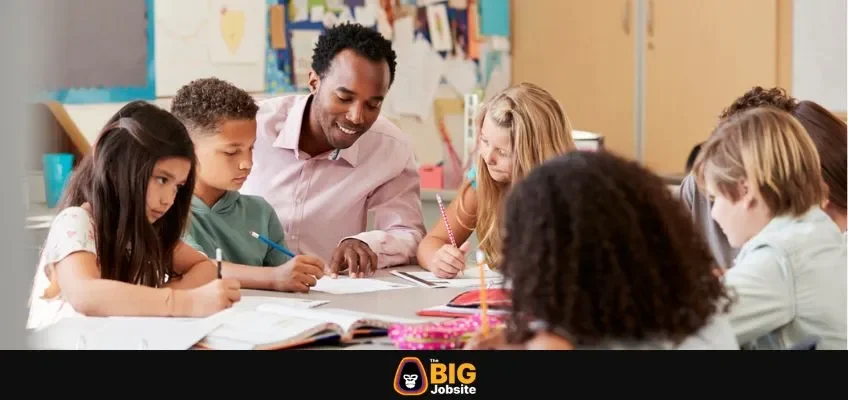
<box><xmin>388</xmin><ymin>314</ymin><xmax>506</xmax><ymax>350</ymax></box>
<box><xmin>436</xmin><ymin>194</ymin><xmax>457</xmax><ymax>248</ymax></box>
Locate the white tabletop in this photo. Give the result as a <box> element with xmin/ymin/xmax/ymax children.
<box><xmin>239</xmin><ymin>264</ymin><xmax>473</xmax><ymax>350</ymax></box>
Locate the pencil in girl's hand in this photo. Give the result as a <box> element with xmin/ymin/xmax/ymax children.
<box><xmin>437</xmin><ymin>193</ymin><xmax>463</xmax><ymax>278</ymax></box>
<box><xmin>476</xmin><ymin>249</ymin><xmax>489</xmax><ymax>337</ymax></box>
<box><xmin>436</xmin><ymin>193</ymin><xmax>457</xmax><ymax>247</ymax></box>
<box><xmin>216</xmin><ymin>248</ymin><xmax>222</xmax><ymax>279</ymax></box>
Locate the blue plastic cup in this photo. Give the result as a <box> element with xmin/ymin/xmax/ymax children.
<box><xmin>42</xmin><ymin>153</ymin><xmax>74</xmax><ymax>208</ymax></box>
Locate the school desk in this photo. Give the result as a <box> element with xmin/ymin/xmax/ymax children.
<box><xmin>239</xmin><ymin>264</ymin><xmax>470</xmax><ymax>350</ymax></box>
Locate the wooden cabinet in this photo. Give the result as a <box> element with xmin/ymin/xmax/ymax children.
<box><xmin>513</xmin><ymin>0</ymin><xmax>788</xmax><ymax>176</ymax></box>
<box><xmin>513</xmin><ymin>0</ymin><xmax>637</xmax><ymax>161</ymax></box>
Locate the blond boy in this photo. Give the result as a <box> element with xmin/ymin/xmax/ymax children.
<box><xmin>693</xmin><ymin>106</ymin><xmax>846</xmax><ymax>350</ymax></box>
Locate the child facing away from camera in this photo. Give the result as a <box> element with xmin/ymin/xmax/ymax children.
<box><xmin>466</xmin><ymin>150</ymin><xmax>739</xmax><ymax>350</ymax></box>
<box><xmin>692</xmin><ymin>106</ymin><xmax>846</xmax><ymax>350</ymax></box>
<box><xmin>27</xmin><ymin>101</ymin><xmax>241</xmax><ymax>331</ymax></box>
<box><xmin>170</xmin><ymin>77</ymin><xmax>325</xmax><ymax>293</ymax></box>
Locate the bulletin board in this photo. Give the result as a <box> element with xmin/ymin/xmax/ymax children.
<box><xmin>265</xmin><ymin>0</ymin><xmax>512</xmax><ymax>121</ymax></box>
<box><xmin>38</xmin><ymin>0</ymin><xmax>157</xmax><ymax>104</ymax></box>
<box><xmin>38</xmin><ymin>0</ymin><xmax>512</xmax><ymax>116</ymax></box>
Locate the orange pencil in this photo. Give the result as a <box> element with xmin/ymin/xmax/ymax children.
<box><xmin>476</xmin><ymin>249</ymin><xmax>489</xmax><ymax>336</ymax></box>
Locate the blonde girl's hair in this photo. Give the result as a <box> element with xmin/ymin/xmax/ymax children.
<box><xmin>458</xmin><ymin>82</ymin><xmax>577</xmax><ymax>269</ymax></box>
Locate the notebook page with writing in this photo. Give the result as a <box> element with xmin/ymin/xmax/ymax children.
<box><xmin>200</xmin><ymin>310</ymin><xmax>339</xmax><ymax>350</ymax></box>
<box><xmin>256</xmin><ymin>304</ymin><xmax>428</xmax><ymax>336</ymax></box>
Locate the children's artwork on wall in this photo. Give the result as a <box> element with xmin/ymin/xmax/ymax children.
<box><xmin>42</xmin><ymin>0</ymin><xmax>511</xmax><ymax>111</ymax></box>
<box><xmin>155</xmin><ymin>0</ymin><xmax>266</xmax><ymax>97</ymax></box>
<box><xmin>208</xmin><ymin>0</ymin><xmax>266</xmax><ymax>64</ymax></box>
<box><xmin>426</xmin><ymin>3</ymin><xmax>453</xmax><ymax>52</ymax></box>
<box><xmin>38</xmin><ymin>0</ymin><xmax>156</xmax><ymax>104</ymax></box>
<box><xmin>290</xmin><ymin>29</ymin><xmax>323</xmax><ymax>88</ymax></box>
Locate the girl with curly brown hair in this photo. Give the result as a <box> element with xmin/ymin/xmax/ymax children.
<box><xmin>466</xmin><ymin>150</ymin><xmax>738</xmax><ymax>350</ymax></box>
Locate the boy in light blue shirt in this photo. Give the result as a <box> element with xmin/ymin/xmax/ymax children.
<box><xmin>693</xmin><ymin>106</ymin><xmax>846</xmax><ymax>350</ymax></box>
<box><xmin>171</xmin><ymin>77</ymin><xmax>325</xmax><ymax>293</ymax></box>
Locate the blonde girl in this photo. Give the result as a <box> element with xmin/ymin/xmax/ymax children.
<box><xmin>416</xmin><ymin>83</ymin><xmax>577</xmax><ymax>277</ymax></box>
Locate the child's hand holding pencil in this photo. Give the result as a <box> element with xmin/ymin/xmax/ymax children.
<box><xmin>429</xmin><ymin>193</ymin><xmax>469</xmax><ymax>279</ymax></box>
<box><xmin>429</xmin><ymin>242</ymin><xmax>470</xmax><ymax>279</ymax></box>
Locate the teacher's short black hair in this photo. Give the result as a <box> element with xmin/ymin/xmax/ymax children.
<box><xmin>311</xmin><ymin>22</ymin><xmax>397</xmax><ymax>85</ymax></box>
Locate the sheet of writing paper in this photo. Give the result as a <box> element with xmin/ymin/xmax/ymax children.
<box><xmin>311</xmin><ymin>276</ymin><xmax>414</xmax><ymax>295</ymax></box>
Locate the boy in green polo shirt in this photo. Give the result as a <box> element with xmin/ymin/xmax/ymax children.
<box><xmin>171</xmin><ymin>77</ymin><xmax>324</xmax><ymax>293</ymax></box>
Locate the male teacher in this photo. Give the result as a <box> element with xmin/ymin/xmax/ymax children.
<box><xmin>240</xmin><ymin>23</ymin><xmax>425</xmax><ymax>278</ymax></box>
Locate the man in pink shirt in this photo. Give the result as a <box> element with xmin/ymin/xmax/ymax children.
<box><xmin>240</xmin><ymin>23</ymin><xmax>425</xmax><ymax>278</ymax></box>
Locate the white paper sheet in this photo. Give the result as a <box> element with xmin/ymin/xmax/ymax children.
<box><xmin>291</xmin><ymin>0</ymin><xmax>309</xmax><ymax>22</ymax></box>
<box><xmin>384</xmin><ymin>38</ymin><xmax>446</xmax><ymax>120</ymax></box>
<box><xmin>290</xmin><ymin>29</ymin><xmax>322</xmax><ymax>88</ymax></box>
<box><xmin>398</xmin><ymin>267</ymin><xmax>503</xmax><ymax>288</ymax></box>
<box><xmin>354</xmin><ymin>5</ymin><xmax>377</xmax><ymax>27</ymax></box>
<box><xmin>233</xmin><ymin>296</ymin><xmax>329</xmax><ymax>311</ymax></box>
<box><xmin>491</xmin><ymin>36</ymin><xmax>511</xmax><ymax>51</ymax></box>
<box><xmin>28</xmin><ymin>312</ymin><xmax>230</xmax><ymax>350</ymax></box>
<box><xmin>443</xmin><ymin>56</ymin><xmax>479</xmax><ymax>95</ymax></box>
<box><xmin>375</xmin><ymin>5</ymin><xmax>393</xmax><ymax>40</ymax></box>
<box><xmin>392</xmin><ymin>16</ymin><xmax>415</xmax><ymax>46</ymax></box>
<box><xmin>484</xmin><ymin>54</ymin><xmax>511</xmax><ymax>101</ymax></box>
<box><xmin>310</xmin><ymin>276</ymin><xmax>414</xmax><ymax>295</ymax></box>
<box><xmin>310</xmin><ymin>6</ymin><xmax>325</xmax><ymax>23</ymax></box>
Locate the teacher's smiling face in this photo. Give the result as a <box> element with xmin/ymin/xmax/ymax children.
<box><xmin>307</xmin><ymin>49</ymin><xmax>391</xmax><ymax>150</ymax></box>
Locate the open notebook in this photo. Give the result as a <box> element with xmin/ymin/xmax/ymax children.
<box><xmin>26</xmin><ymin>296</ymin><xmax>329</xmax><ymax>350</ymax></box>
<box><xmin>195</xmin><ymin>305</ymin><xmax>429</xmax><ymax>350</ymax></box>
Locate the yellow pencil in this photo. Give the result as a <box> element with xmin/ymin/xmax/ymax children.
<box><xmin>476</xmin><ymin>250</ymin><xmax>489</xmax><ymax>336</ymax></box>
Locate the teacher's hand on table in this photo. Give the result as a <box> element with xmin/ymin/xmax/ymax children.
<box><xmin>328</xmin><ymin>238</ymin><xmax>378</xmax><ymax>278</ymax></box>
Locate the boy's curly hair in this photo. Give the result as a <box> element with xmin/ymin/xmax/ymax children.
<box><xmin>170</xmin><ymin>77</ymin><xmax>258</xmax><ymax>135</ymax></box>
<box><xmin>501</xmin><ymin>150</ymin><xmax>732</xmax><ymax>347</ymax></box>
<box><xmin>311</xmin><ymin>22</ymin><xmax>397</xmax><ymax>84</ymax></box>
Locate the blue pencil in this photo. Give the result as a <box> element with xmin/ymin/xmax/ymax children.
<box><xmin>250</xmin><ymin>231</ymin><xmax>296</xmax><ymax>258</ymax></box>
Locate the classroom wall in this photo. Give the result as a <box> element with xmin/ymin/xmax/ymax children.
<box><xmin>50</xmin><ymin>0</ymin><xmax>503</xmax><ymax>184</ymax></box>
<box><xmin>62</xmin><ymin>87</ymin><xmax>464</xmax><ymax>169</ymax></box>
<box><xmin>792</xmin><ymin>0</ymin><xmax>847</xmax><ymax>112</ymax></box>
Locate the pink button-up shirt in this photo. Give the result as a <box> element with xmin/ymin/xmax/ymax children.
<box><xmin>240</xmin><ymin>94</ymin><xmax>425</xmax><ymax>269</ymax></box>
